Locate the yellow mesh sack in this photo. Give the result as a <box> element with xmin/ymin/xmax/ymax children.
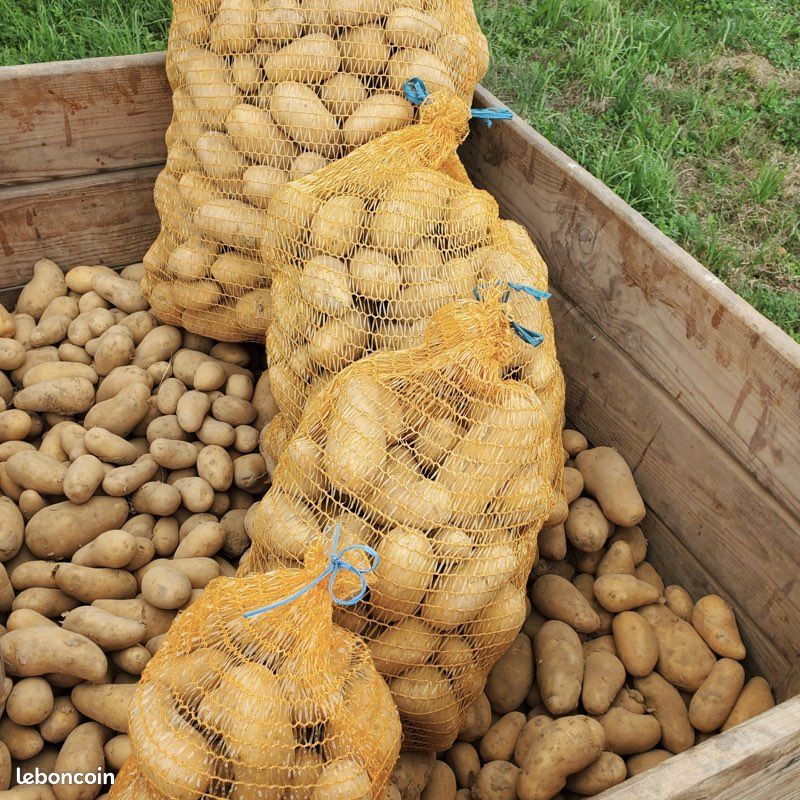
<box><xmin>142</xmin><ymin>0</ymin><xmax>488</xmax><ymax>341</ymax></box>
<box><xmin>257</xmin><ymin>86</ymin><xmax>565</xmax><ymax>504</ymax></box>
<box><xmin>112</xmin><ymin>538</ymin><xmax>402</xmax><ymax>800</ymax></box>
<box><xmin>240</xmin><ymin>289</ymin><xmax>558</xmax><ymax>750</ymax></box>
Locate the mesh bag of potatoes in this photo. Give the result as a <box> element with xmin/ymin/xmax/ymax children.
<box><xmin>259</xmin><ymin>84</ymin><xmax>565</xmax><ymax>509</ymax></box>
<box><xmin>142</xmin><ymin>0</ymin><xmax>488</xmax><ymax>342</ymax></box>
<box><xmin>241</xmin><ymin>288</ymin><xmax>561</xmax><ymax>751</ymax></box>
<box><xmin>111</xmin><ymin>535</ymin><xmax>402</xmax><ymax>800</ymax></box>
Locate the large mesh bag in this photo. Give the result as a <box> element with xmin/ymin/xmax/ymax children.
<box><xmin>142</xmin><ymin>0</ymin><xmax>488</xmax><ymax>341</ymax></box>
<box><xmin>258</xmin><ymin>86</ymin><xmax>565</xmax><ymax>506</ymax></box>
<box><xmin>240</xmin><ymin>290</ymin><xmax>559</xmax><ymax>750</ymax></box>
<box><xmin>111</xmin><ymin>539</ymin><xmax>402</xmax><ymax>800</ymax></box>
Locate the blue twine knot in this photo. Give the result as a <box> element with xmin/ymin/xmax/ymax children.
<box><xmin>243</xmin><ymin>525</ymin><xmax>380</xmax><ymax>619</ymax></box>
<box><xmin>404</xmin><ymin>78</ymin><xmax>513</xmax><ymax>127</ymax></box>
<box><xmin>473</xmin><ymin>281</ymin><xmax>550</xmax><ymax>348</ymax></box>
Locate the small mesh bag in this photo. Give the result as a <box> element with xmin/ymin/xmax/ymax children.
<box><xmin>241</xmin><ymin>289</ymin><xmax>559</xmax><ymax>750</ymax></box>
<box><xmin>112</xmin><ymin>539</ymin><xmax>402</xmax><ymax>799</ymax></box>
<box><xmin>142</xmin><ymin>0</ymin><xmax>488</xmax><ymax>341</ymax></box>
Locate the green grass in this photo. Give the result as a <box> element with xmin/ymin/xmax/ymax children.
<box><xmin>476</xmin><ymin>0</ymin><xmax>800</xmax><ymax>341</ymax></box>
<box><xmin>0</xmin><ymin>0</ymin><xmax>170</xmax><ymax>65</ymax></box>
<box><xmin>0</xmin><ymin>0</ymin><xmax>798</xmax><ymax>340</ymax></box>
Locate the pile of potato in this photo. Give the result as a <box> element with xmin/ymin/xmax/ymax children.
<box><xmin>145</xmin><ymin>0</ymin><xmax>488</xmax><ymax>341</ymax></box>
<box><xmin>382</xmin><ymin>434</ymin><xmax>775</xmax><ymax>800</ymax></box>
<box><xmin>0</xmin><ymin>258</ymin><xmax>277</xmax><ymax>794</ymax></box>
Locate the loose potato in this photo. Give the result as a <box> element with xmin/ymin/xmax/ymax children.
<box><xmin>600</xmin><ymin>707</ymin><xmax>661</xmax><ymax>756</ymax></box>
<box><xmin>575</xmin><ymin>447</ymin><xmax>645</xmax><ymax>526</ymax></box>
<box><xmin>26</xmin><ymin>496</ymin><xmax>129</xmax><ymax>559</ymax></box>
<box><xmin>638</xmin><ymin>604</ymin><xmax>717</xmax><ymax>691</ymax></box>
<box><xmin>634</xmin><ymin>672</ymin><xmax>694</xmax><ymax>753</ymax></box>
<box><xmin>62</xmin><ymin>606</ymin><xmax>146</xmax><ymax>651</ymax></box>
<box><xmin>456</xmin><ymin>692</ymin><xmax>492</xmax><ymax>743</ymax></box>
<box><xmin>532</xmin><ymin>574</ymin><xmax>601</xmax><ymax>633</ymax></box>
<box><xmin>534</xmin><ymin>621</ymin><xmax>583</xmax><ymax>715</ymax></box>
<box><xmin>664</xmin><ymin>585</ymin><xmax>694</xmax><ymax>621</ymax></box>
<box><xmin>473</xmin><ymin>761</ymin><xmax>519</xmax><ymax>800</ymax></box>
<box><xmin>721</xmin><ymin>676</ymin><xmax>774</xmax><ymax>731</ymax></box>
<box><xmin>689</xmin><ymin>658</ymin><xmax>745</xmax><ymax>733</ymax></box>
<box><xmin>484</xmin><ymin>633</ymin><xmax>533</xmax><ymax>714</ymax></box>
<box><xmin>593</xmin><ymin>574</ymin><xmax>661</xmax><ymax>613</ymax></box>
<box><xmin>626</xmin><ymin>749</ymin><xmax>672</xmax><ymax>777</ymax></box>
<box><xmin>565</xmin><ymin>498</ymin><xmax>611</xmax><ymax>553</ymax></box>
<box><xmin>71</xmin><ymin>682</ymin><xmax>135</xmax><ymax>733</ymax></box>
<box><xmin>611</xmin><ymin>611</ymin><xmax>659</xmax><ymax>677</ymax></box>
<box><xmin>692</xmin><ymin>594</ymin><xmax>746</xmax><ymax>660</ymax></box>
<box><xmin>446</xmin><ymin>742</ymin><xmax>481</xmax><ymax>790</ymax></box>
<box><xmin>480</xmin><ymin>712</ymin><xmax>527</xmax><ymax>763</ymax></box>
<box><xmin>6</xmin><ymin>678</ymin><xmax>54</xmax><ymax>726</ymax></box>
<box><xmin>421</xmin><ymin>760</ymin><xmax>457</xmax><ymax>800</ymax></box>
<box><xmin>581</xmin><ymin>651</ymin><xmax>626</xmax><ymax>716</ymax></box>
<box><xmin>565</xmin><ymin>751</ymin><xmax>627</xmax><ymax>796</ymax></box>
<box><xmin>1</xmin><ymin>627</ymin><xmax>107</xmax><ymax>681</ymax></box>
<box><xmin>16</xmin><ymin>260</ymin><xmax>67</xmax><ymax>320</ymax></box>
<box><xmin>517</xmin><ymin>716</ymin><xmax>605</xmax><ymax>800</ymax></box>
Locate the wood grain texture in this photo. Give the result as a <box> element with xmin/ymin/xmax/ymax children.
<box><xmin>599</xmin><ymin>696</ymin><xmax>800</xmax><ymax>800</ymax></box>
<box><xmin>0</xmin><ymin>166</ymin><xmax>160</xmax><ymax>285</ymax></box>
<box><xmin>463</xmin><ymin>86</ymin><xmax>800</xmax><ymax>523</ymax></box>
<box><xmin>0</xmin><ymin>53</ymin><xmax>171</xmax><ymax>186</ymax></box>
<box><xmin>549</xmin><ymin>287</ymin><xmax>800</xmax><ymax>693</ymax></box>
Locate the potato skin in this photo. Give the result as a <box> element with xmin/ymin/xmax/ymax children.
<box><xmin>517</xmin><ymin>715</ymin><xmax>605</xmax><ymax>800</ymax></box>
<box><xmin>531</xmin><ymin>574</ymin><xmax>601</xmax><ymax>633</ymax></box>
<box><xmin>600</xmin><ymin>707</ymin><xmax>661</xmax><ymax>755</ymax></box>
<box><xmin>612</xmin><ymin>611</ymin><xmax>659</xmax><ymax>677</ymax></box>
<box><xmin>581</xmin><ymin>651</ymin><xmax>626</xmax><ymax>716</ymax></box>
<box><xmin>479</xmin><ymin>712</ymin><xmax>527</xmax><ymax>763</ymax></box>
<box><xmin>1</xmin><ymin>626</ymin><xmax>107</xmax><ymax>682</ymax></box>
<box><xmin>634</xmin><ymin>672</ymin><xmax>694</xmax><ymax>753</ymax></box>
<box><xmin>575</xmin><ymin>446</ymin><xmax>645</xmax><ymax>526</ymax></box>
<box><xmin>484</xmin><ymin>633</ymin><xmax>534</xmax><ymax>715</ymax></box>
<box><xmin>638</xmin><ymin>604</ymin><xmax>716</xmax><ymax>691</ymax></box>
<box><xmin>689</xmin><ymin>658</ymin><xmax>745</xmax><ymax>733</ymax></box>
<box><xmin>721</xmin><ymin>676</ymin><xmax>774</xmax><ymax>732</ymax></box>
<box><xmin>534</xmin><ymin>621</ymin><xmax>584</xmax><ymax>715</ymax></box>
<box><xmin>565</xmin><ymin>751</ymin><xmax>627</xmax><ymax>795</ymax></box>
<box><xmin>691</xmin><ymin>594</ymin><xmax>746</xmax><ymax>660</ymax></box>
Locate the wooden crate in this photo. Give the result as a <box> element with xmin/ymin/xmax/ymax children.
<box><xmin>1</xmin><ymin>52</ymin><xmax>799</xmax><ymax>800</ymax></box>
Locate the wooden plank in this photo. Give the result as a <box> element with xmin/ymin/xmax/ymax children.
<box><xmin>0</xmin><ymin>53</ymin><xmax>170</xmax><ymax>186</ymax></box>
<box><xmin>600</xmin><ymin>696</ymin><xmax>800</xmax><ymax>800</ymax></box>
<box><xmin>463</xmin><ymin>87</ymin><xmax>800</xmax><ymax>523</ymax></box>
<box><xmin>0</xmin><ymin>166</ymin><xmax>160</xmax><ymax>284</ymax></box>
<box><xmin>549</xmin><ymin>287</ymin><xmax>800</xmax><ymax>682</ymax></box>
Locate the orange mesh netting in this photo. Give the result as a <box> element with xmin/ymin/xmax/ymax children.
<box><xmin>240</xmin><ymin>289</ymin><xmax>562</xmax><ymax>750</ymax></box>
<box><xmin>112</xmin><ymin>537</ymin><xmax>402</xmax><ymax>799</ymax></box>
<box><xmin>253</xmin><ymin>85</ymin><xmax>565</xmax><ymax>504</ymax></box>
<box><xmin>142</xmin><ymin>0</ymin><xmax>488</xmax><ymax>341</ymax></box>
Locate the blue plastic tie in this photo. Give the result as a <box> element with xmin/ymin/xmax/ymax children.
<box><xmin>473</xmin><ymin>281</ymin><xmax>549</xmax><ymax>348</ymax></box>
<box><xmin>404</xmin><ymin>78</ymin><xmax>513</xmax><ymax>127</ymax></box>
<box><xmin>507</xmin><ymin>281</ymin><xmax>552</xmax><ymax>301</ymax></box>
<box><xmin>243</xmin><ymin>525</ymin><xmax>380</xmax><ymax>619</ymax></box>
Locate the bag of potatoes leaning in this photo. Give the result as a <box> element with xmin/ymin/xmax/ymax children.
<box><xmin>142</xmin><ymin>0</ymin><xmax>488</xmax><ymax>342</ymax></box>
<box><xmin>111</xmin><ymin>534</ymin><xmax>401</xmax><ymax>800</ymax></box>
<box><xmin>240</xmin><ymin>288</ymin><xmax>559</xmax><ymax>751</ymax></box>
<box><xmin>259</xmin><ymin>81</ymin><xmax>565</xmax><ymax>511</ymax></box>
